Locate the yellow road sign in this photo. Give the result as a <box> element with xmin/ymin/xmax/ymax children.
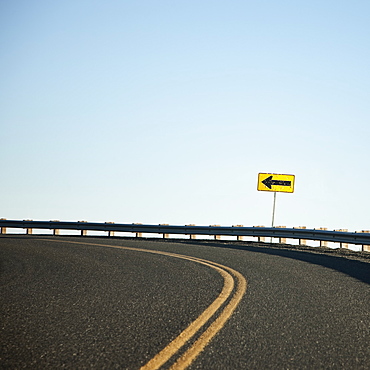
<box><xmin>258</xmin><ymin>173</ymin><xmax>295</xmax><ymax>193</ymax></box>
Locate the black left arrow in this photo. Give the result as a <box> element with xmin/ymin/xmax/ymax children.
<box><xmin>262</xmin><ymin>175</ymin><xmax>291</xmax><ymax>189</ymax></box>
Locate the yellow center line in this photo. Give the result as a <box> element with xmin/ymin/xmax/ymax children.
<box><xmin>140</xmin><ymin>257</ymin><xmax>234</xmax><ymax>370</ymax></box>
<box><xmin>170</xmin><ymin>260</ymin><xmax>247</xmax><ymax>369</ymax></box>
<box><xmin>40</xmin><ymin>238</ymin><xmax>247</xmax><ymax>369</ymax></box>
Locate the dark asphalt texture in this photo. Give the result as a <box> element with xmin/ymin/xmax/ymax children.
<box><xmin>1</xmin><ymin>235</ymin><xmax>369</xmax><ymax>369</ymax></box>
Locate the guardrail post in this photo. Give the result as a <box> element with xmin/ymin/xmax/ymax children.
<box><xmin>253</xmin><ymin>226</ymin><xmax>265</xmax><ymax>242</ymax></box>
<box><xmin>133</xmin><ymin>223</ymin><xmax>142</xmax><ymax>238</ymax></box>
<box><xmin>160</xmin><ymin>224</ymin><xmax>169</xmax><ymax>239</ymax></box>
<box><xmin>105</xmin><ymin>222</ymin><xmax>115</xmax><ymax>237</ymax></box>
<box><xmin>316</xmin><ymin>227</ymin><xmax>328</xmax><ymax>247</ymax></box>
<box><xmin>276</xmin><ymin>226</ymin><xmax>287</xmax><ymax>243</ymax></box>
<box><xmin>186</xmin><ymin>224</ymin><xmax>196</xmax><ymax>239</ymax></box>
<box><xmin>24</xmin><ymin>219</ymin><xmax>33</xmax><ymax>235</ymax></box>
<box><xmin>293</xmin><ymin>226</ymin><xmax>307</xmax><ymax>245</ymax></box>
<box><xmin>335</xmin><ymin>229</ymin><xmax>348</xmax><ymax>248</ymax></box>
<box><xmin>78</xmin><ymin>221</ymin><xmax>88</xmax><ymax>236</ymax></box>
<box><xmin>233</xmin><ymin>225</ymin><xmax>244</xmax><ymax>241</ymax></box>
<box><xmin>0</xmin><ymin>218</ymin><xmax>6</xmax><ymax>234</ymax></box>
<box><xmin>52</xmin><ymin>220</ymin><xmax>60</xmax><ymax>235</ymax></box>
<box><xmin>210</xmin><ymin>225</ymin><xmax>221</xmax><ymax>240</ymax></box>
<box><xmin>356</xmin><ymin>230</ymin><xmax>370</xmax><ymax>252</ymax></box>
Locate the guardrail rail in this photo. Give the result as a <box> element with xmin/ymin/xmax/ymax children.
<box><xmin>0</xmin><ymin>219</ymin><xmax>369</xmax><ymax>252</ymax></box>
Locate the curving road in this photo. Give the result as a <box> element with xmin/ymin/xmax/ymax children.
<box><xmin>1</xmin><ymin>235</ymin><xmax>369</xmax><ymax>369</ymax></box>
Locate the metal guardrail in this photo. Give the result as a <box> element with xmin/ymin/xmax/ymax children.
<box><xmin>0</xmin><ymin>219</ymin><xmax>369</xmax><ymax>251</ymax></box>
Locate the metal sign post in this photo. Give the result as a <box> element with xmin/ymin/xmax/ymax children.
<box><xmin>271</xmin><ymin>191</ymin><xmax>277</xmax><ymax>227</ymax></box>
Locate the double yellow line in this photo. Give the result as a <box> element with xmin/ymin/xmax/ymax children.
<box><xmin>43</xmin><ymin>239</ymin><xmax>247</xmax><ymax>369</ymax></box>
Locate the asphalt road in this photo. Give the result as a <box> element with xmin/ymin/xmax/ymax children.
<box><xmin>1</xmin><ymin>235</ymin><xmax>369</xmax><ymax>369</ymax></box>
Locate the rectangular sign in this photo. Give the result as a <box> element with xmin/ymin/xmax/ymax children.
<box><xmin>257</xmin><ymin>173</ymin><xmax>295</xmax><ymax>193</ymax></box>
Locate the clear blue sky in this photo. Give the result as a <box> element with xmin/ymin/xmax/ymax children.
<box><xmin>1</xmin><ymin>1</ymin><xmax>369</xmax><ymax>235</ymax></box>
